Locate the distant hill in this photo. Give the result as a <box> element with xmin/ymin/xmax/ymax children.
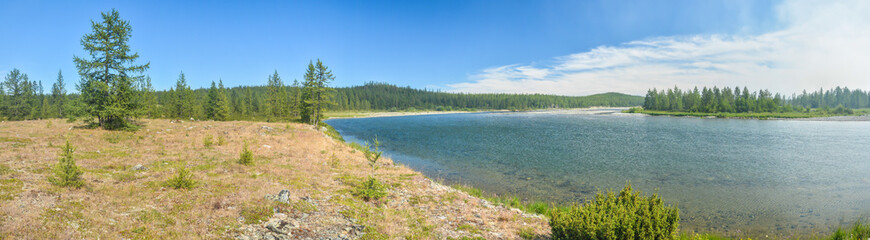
<box><xmin>332</xmin><ymin>82</ymin><xmax>643</xmax><ymax>111</ymax></box>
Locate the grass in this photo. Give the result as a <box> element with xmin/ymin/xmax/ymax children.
<box><xmin>0</xmin><ymin>119</ymin><xmax>544</xmax><ymax>239</ymax></box>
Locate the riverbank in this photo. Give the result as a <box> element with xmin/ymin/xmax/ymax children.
<box><xmin>325</xmin><ymin>110</ymin><xmax>496</xmax><ymax>119</ymax></box>
<box><xmin>325</xmin><ymin>107</ymin><xmax>630</xmax><ymax>120</ymax></box>
<box><xmin>0</xmin><ymin>119</ymin><xmax>548</xmax><ymax>239</ymax></box>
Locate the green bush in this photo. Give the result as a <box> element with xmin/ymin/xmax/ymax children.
<box><xmin>164</xmin><ymin>167</ymin><xmax>195</xmax><ymax>190</ymax></box>
<box><xmin>550</xmin><ymin>184</ymin><xmax>679</xmax><ymax>240</ymax></box>
<box><xmin>203</xmin><ymin>135</ymin><xmax>214</xmax><ymax>148</ymax></box>
<box><xmin>353</xmin><ymin>176</ymin><xmax>388</xmax><ymax>201</ymax></box>
<box><xmin>48</xmin><ymin>140</ymin><xmax>85</xmax><ymax>188</ymax></box>
<box><xmin>238</xmin><ymin>142</ymin><xmax>253</xmax><ymax>165</ymax></box>
<box><xmin>217</xmin><ymin>135</ymin><xmax>226</xmax><ymax>146</ymax></box>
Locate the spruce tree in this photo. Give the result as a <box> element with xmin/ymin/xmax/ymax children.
<box><xmin>173</xmin><ymin>72</ymin><xmax>195</xmax><ymax>119</ymax></box>
<box><xmin>140</xmin><ymin>76</ymin><xmax>158</xmax><ymax>118</ymax></box>
<box><xmin>51</xmin><ymin>70</ymin><xmax>66</xmax><ymax>118</ymax></box>
<box><xmin>215</xmin><ymin>80</ymin><xmax>231</xmax><ymax>121</ymax></box>
<box><xmin>73</xmin><ymin>9</ymin><xmax>149</xmax><ymax>129</ymax></box>
<box><xmin>48</xmin><ymin>140</ymin><xmax>84</xmax><ymax>188</ymax></box>
<box><xmin>300</xmin><ymin>59</ymin><xmax>335</xmax><ymax>126</ymax></box>
<box><xmin>266</xmin><ymin>71</ymin><xmax>285</xmax><ymax>118</ymax></box>
<box><xmin>2</xmin><ymin>69</ymin><xmax>34</xmax><ymax>120</ymax></box>
<box><xmin>206</xmin><ymin>81</ymin><xmax>219</xmax><ymax>119</ymax></box>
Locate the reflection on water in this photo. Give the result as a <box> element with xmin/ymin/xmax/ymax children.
<box><xmin>326</xmin><ymin>110</ymin><xmax>870</xmax><ymax>238</ymax></box>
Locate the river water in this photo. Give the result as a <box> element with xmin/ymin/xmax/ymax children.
<box><xmin>326</xmin><ymin>110</ymin><xmax>870</xmax><ymax>237</ymax></box>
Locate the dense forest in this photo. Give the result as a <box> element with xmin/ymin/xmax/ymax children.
<box><xmin>641</xmin><ymin>86</ymin><xmax>868</xmax><ymax>113</ymax></box>
<box><xmin>0</xmin><ymin>71</ymin><xmax>643</xmax><ymax>122</ymax></box>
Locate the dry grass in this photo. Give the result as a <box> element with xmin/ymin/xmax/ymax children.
<box><xmin>0</xmin><ymin>119</ymin><xmax>548</xmax><ymax>239</ymax></box>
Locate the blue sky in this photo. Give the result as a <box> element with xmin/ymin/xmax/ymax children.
<box><xmin>2</xmin><ymin>0</ymin><xmax>868</xmax><ymax>95</ymax></box>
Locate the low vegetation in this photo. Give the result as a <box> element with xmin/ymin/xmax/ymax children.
<box><xmin>550</xmin><ymin>184</ymin><xmax>680</xmax><ymax>240</ymax></box>
<box><xmin>47</xmin><ymin>140</ymin><xmax>84</xmax><ymax>188</ymax></box>
<box><xmin>164</xmin><ymin>167</ymin><xmax>195</xmax><ymax>190</ymax></box>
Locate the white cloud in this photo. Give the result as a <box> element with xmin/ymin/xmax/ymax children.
<box><xmin>448</xmin><ymin>0</ymin><xmax>870</xmax><ymax>96</ymax></box>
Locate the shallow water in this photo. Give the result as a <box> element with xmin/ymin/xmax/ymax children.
<box><xmin>326</xmin><ymin>111</ymin><xmax>870</xmax><ymax>237</ymax></box>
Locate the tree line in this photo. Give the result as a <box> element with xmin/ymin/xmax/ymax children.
<box><xmin>0</xmin><ymin>9</ymin><xmax>335</xmax><ymax>129</ymax></box>
<box><xmin>642</xmin><ymin>86</ymin><xmax>868</xmax><ymax>113</ymax></box>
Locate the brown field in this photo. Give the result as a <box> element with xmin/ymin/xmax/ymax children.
<box><xmin>0</xmin><ymin>119</ymin><xmax>548</xmax><ymax>239</ymax></box>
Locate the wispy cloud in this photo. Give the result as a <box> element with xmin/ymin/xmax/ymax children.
<box><xmin>448</xmin><ymin>0</ymin><xmax>870</xmax><ymax>96</ymax></box>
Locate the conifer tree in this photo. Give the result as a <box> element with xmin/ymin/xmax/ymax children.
<box><xmin>266</xmin><ymin>71</ymin><xmax>285</xmax><ymax>118</ymax></box>
<box><xmin>215</xmin><ymin>80</ymin><xmax>231</xmax><ymax>121</ymax></box>
<box><xmin>51</xmin><ymin>70</ymin><xmax>66</xmax><ymax>118</ymax></box>
<box><xmin>74</xmin><ymin>9</ymin><xmax>149</xmax><ymax>129</ymax></box>
<box><xmin>301</xmin><ymin>59</ymin><xmax>335</xmax><ymax>126</ymax></box>
<box><xmin>48</xmin><ymin>140</ymin><xmax>84</xmax><ymax>188</ymax></box>
<box><xmin>139</xmin><ymin>76</ymin><xmax>158</xmax><ymax>118</ymax></box>
<box><xmin>206</xmin><ymin>81</ymin><xmax>219</xmax><ymax>119</ymax></box>
<box><xmin>2</xmin><ymin>69</ymin><xmax>34</xmax><ymax>120</ymax></box>
<box><xmin>173</xmin><ymin>72</ymin><xmax>195</xmax><ymax>119</ymax></box>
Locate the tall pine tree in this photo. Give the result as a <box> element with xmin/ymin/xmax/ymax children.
<box><xmin>73</xmin><ymin>9</ymin><xmax>149</xmax><ymax>129</ymax></box>
<box><xmin>51</xmin><ymin>70</ymin><xmax>66</xmax><ymax>118</ymax></box>
<box><xmin>301</xmin><ymin>59</ymin><xmax>335</xmax><ymax>126</ymax></box>
<box><xmin>173</xmin><ymin>72</ymin><xmax>195</xmax><ymax>119</ymax></box>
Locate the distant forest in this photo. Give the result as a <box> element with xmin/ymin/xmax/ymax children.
<box><xmin>0</xmin><ymin>71</ymin><xmax>642</xmax><ymax>122</ymax></box>
<box><xmin>641</xmin><ymin>86</ymin><xmax>869</xmax><ymax>113</ymax></box>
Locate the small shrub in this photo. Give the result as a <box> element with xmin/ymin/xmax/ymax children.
<box><xmin>238</xmin><ymin>142</ymin><xmax>254</xmax><ymax>165</ymax></box>
<box><xmin>48</xmin><ymin>140</ymin><xmax>85</xmax><ymax>188</ymax></box>
<box><xmin>203</xmin><ymin>135</ymin><xmax>214</xmax><ymax>148</ymax></box>
<box><xmin>217</xmin><ymin>135</ymin><xmax>226</xmax><ymax>146</ymax></box>
<box><xmin>830</xmin><ymin>221</ymin><xmax>870</xmax><ymax>240</ymax></box>
<box><xmin>164</xmin><ymin>167</ymin><xmax>195</xmax><ymax>190</ymax></box>
<box><xmin>353</xmin><ymin>176</ymin><xmax>388</xmax><ymax>201</ymax></box>
<box><xmin>364</xmin><ymin>137</ymin><xmax>382</xmax><ymax>172</ymax></box>
<box><xmin>550</xmin><ymin>184</ymin><xmax>679</xmax><ymax>240</ymax></box>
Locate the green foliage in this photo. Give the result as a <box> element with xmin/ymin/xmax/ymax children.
<box><xmin>301</xmin><ymin>59</ymin><xmax>336</xmax><ymax>126</ymax></box>
<box><xmin>1</xmin><ymin>69</ymin><xmax>37</xmax><ymax>120</ymax></box>
<box><xmin>353</xmin><ymin>176</ymin><xmax>388</xmax><ymax>202</ymax></box>
<box><xmin>550</xmin><ymin>184</ymin><xmax>679</xmax><ymax>240</ymax></box>
<box><xmin>73</xmin><ymin>9</ymin><xmax>149</xmax><ymax>130</ymax></box>
<box><xmin>642</xmin><ymin>86</ymin><xmax>867</xmax><ymax>116</ymax></box>
<box><xmin>164</xmin><ymin>167</ymin><xmax>195</xmax><ymax>190</ymax></box>
<box><xmin>830</xmin><ymin>221</ymin><xmax>870</xmax><ymax>240</ymax></box>
<box><xmin>238</xmin><ymin>142</ymin><xmax>253</xmax><ymax>165</ymax></box>
<box><xmin>217</xmin><ymin>135</ymin><xmax>226</xmax><ymax>146</ymax></box>
<box><xmin>48</xmin><ymin>140</ymin><xmax>85</xmax><ymax>188</ymax></box>
<box><xmin>364</xmin><ymin>137</ymin><xmax>382</xmax><ymax>172</ymax></box>
<box><xmin>172</xmin><ymin>72</ymin><xmax>196</xmax><ymax>119</ymax></box>
<box><xmin>203</xmin><ymin>135</ymin><xmax>214</xmax><ymax>148</ymax></box>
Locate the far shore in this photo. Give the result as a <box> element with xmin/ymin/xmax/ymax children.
<box><xmin>325</xmin><ymin>106</ymin><xmax>633</xmax><ymax>120</ymax></box>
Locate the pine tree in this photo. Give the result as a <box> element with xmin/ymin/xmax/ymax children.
<box><xmin>173</xmin><ymin>72</ymin><xmax>195</xmax><ymax>119</ymax></box>
<box><xmin>51</xmin><ymin>70</ymin><xmax>66</xmax><ymax>118</ymax></box>
<box><xmin>215</xmin><ymin>80</ymin><xmax>231</xmax><ymax>121</ymax></box>
<box><xmin>74</xmin><ymin>9</ymin><xmax>149</xmax><ymax>129</ymax></box>
<box><xmin>2</xmin><ymin>69</ymin><xmax>34</xmax><ymax>120</ymax></box>
<box><xmin>206</xmin><ymin>81</ymin><xmax>219</xmax><ymax>119</ymax></box>
<box><xmin>140</xmin><ymin>76</ymin><xmax>158</xmax><ymax>118</ymax></box>
<box><xmin>48</xmin><ymin>140</ymin><xmax>84</xmax><ymax>188</ymax></box>
<box><xmin>301</xmin><ymin>59</ymin><xmax>335</xmax><ymax>126</ymax></box>
<box><xmin>265</xmin><ymin>70</ymin><xmax>285</xmax><ymax>118</ymax></box>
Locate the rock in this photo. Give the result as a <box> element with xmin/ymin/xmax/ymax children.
<box><xmin>277</xmin><ymin>190</ymin><xmax>290</xmax><ymax>203</ymax></box>
<box><xmin>132</xmin><ymin>164</ymin><xmax>147</xmax><ymax>171</ymax></box>
<box><xmin>265</xmin><ymin>190</ymin><xmax>291</xmax><ymax>204</ymax></box>
<box><xmin>263</xmin><ymin>145</ymin><xmax>272</xmax><ymax>149</ymax></box>
<box><xmin>261</xmin><ymin>126</ymin><xmax>275</xmax><ymax>131</ymax></box>
<box><xmin>320</xmin><ymin>127</ymin><xmax>328</xmax><ymax>132</ymax></box>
